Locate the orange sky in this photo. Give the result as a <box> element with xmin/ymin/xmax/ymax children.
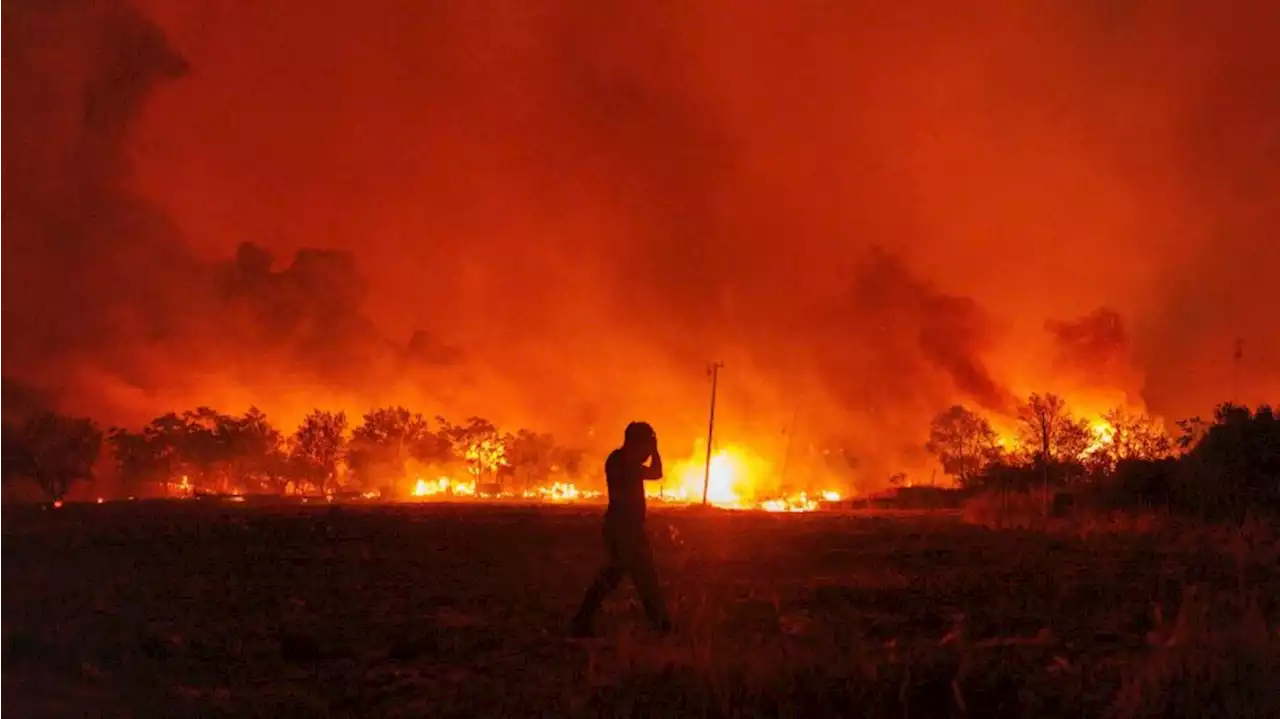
<box><xmin>5</xmin><ymin>0</ymin><xmax>1278</xmax><ymax>489</ymax></box>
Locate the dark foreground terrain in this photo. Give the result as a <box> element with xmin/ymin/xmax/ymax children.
<box><xmin>4</xmin><ymin>502</ymin><xmax>1279</xmax><ymax>717</ymax></box>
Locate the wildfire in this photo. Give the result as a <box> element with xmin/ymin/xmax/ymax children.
<box><xmin>524</xmin><ymin>482</ymin><xmax>602</xmax><ymax>501</ymax></box>
<box><xmin>1084</xmin><ymin>419</ymin><xmax>1116</xmax><ymax>457</ymax></box>
<box><xmin>993</xmin><ymin>413</ymin><xmax>1129</xmax><ymax>463</ymax></box>
<box><xmin>647</xmin><ymin>445</ymin><xmax>842</xmax><ymax>512</ymax></box>
<box><xmin>411</xmin><ymin>476</ymin><xmax>476</xmax><ymax>498</ymax></box>
<box><xmin>464</xmin><ymin>439</ymin><xmax>507</xmax><ymax>479</ymax></box>
<box><xmin>761</xmin><ymin>490</ymin><xmax>843</xmax><ymax>512</ymax></box>
<box><xmin>647</xmin><ymin>447</ymin><xmax>754</xmax><ymax>506</ymax></box>
<box><xmin>404</xmin><ymin>474</ymin><xmax>602</xmax><ymax>503</ymax></box>
<box><xmin>761</xmin><ymin>492</ymin><xmax>818</xmax><ymax>512</ymax></box>
<box><xmin>139</xmin><ymin>445</ymin><xmax>842</xmax><ymax>511</ymax></box>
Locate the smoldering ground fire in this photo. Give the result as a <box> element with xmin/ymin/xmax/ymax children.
<box><xmin>4</xmin><ymin>0</ymin><xmax>1279</xmax><ymax>495</ymax></box>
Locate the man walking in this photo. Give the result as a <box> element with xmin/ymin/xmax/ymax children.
<box><xmin>571</xmin><ymin>421</ymin><xmax>672</xmax><ymax>637</ymax></box>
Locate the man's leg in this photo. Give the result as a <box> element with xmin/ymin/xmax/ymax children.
<box><xmin>626</xmin><ymin>531</ymin><xmax>671</xmax><ymax>632</ymax></box>
<box><xmin>571</xmin><ymin>528</ymin><xmax>625</xmax><ymax>635</ymax></box>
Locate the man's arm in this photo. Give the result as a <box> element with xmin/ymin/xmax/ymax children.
<box><xmin>641</xmin><ymin>450</ymin><xmax>663</xmax><ymax>480</ymax></box>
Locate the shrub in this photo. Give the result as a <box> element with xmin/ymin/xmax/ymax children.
<box><xmin>1085</xmin><ymin>458</ymin><xmax>1179</xmax><ymax>512</ymax></box>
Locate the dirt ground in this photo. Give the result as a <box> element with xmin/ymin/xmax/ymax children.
<box><xmin>4</xmin><ymin>501</ymin><xmax>1278</xmax><ymax>717</ymax></box>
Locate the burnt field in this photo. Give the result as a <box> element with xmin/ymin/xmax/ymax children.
<box><xmin>4</xmin><ymin>502</ymin><xmax>1279</xmax><ymax>717</ymax></box>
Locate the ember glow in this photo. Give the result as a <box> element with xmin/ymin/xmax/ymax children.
<box><xmin>995</xmin><ymin>411</ymin><xmax>1128</xmax><ymax>460</ymax></box>
<box><xmin>645</xmin><ymin>445</ymin><xmax>843</xmax><ymax>511</ymax></box>
<box><xmin>1085</xmin><ymin>419</ymin><xmax>1117</xmax><ymax>457</ymax></box>
<box><xmin>760</xmin><ymin>493</ymin><xmax>820</xmax><ymax>513</ymax></box>
<box><xmin>647</xmin><ymin>447</ymin><xmax>755</xmax><ymax>507</ymax></box>
<box><xmin>411</xmin><ymin>476</ymin><xmax>476</xmax><ymax>499</ymax></box>
<box><xmin>463</xmin><ymin>440</ymin><xmax>506</xmax><ymax>481</ymax></box>
<box><xmin>524</xmin><ymin>482</ymin><xmax>602</xmax><ymax>502</ymax></box>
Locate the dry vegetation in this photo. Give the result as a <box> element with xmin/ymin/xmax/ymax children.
<box><xmin>5</xmin><ymin>502</ymin><xmax>1279</xmax><ymax>717</ymax></box>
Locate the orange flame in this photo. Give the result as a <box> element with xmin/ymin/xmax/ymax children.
<box><xmin>411</xmin><ymin>476</ymin><xmax>476</xmax><ymax>498</ymax></box>
<box><xmin>647</xmin><ymin>444</ymin><xmax>841</xmax><ymax>511</ymax></box>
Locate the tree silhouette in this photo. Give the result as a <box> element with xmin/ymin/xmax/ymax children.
<box><xmin>925</xmin><ymin>405</ymin><xmax>1001</xmax><ymax>487</ymax></box>
<box><xmin>3</xmin><ymin>413</ymin><xmax>103</xmax><ymax>501</ymax></box>
<box><xmin>178</xmin><ymin>407</ymin><xmax>236</xmax><ymax>491</ymax></box>
<box><xmin>549</xmin><ymin>444</ymin><xmax>585</xmax><ymax>479</ymax></box>
<box><xmin>0</xmin><ymin>422</ymin><xmax>29</xmax><ymax>496</ymax></box>
<box><xmin>108</xmin><ymin>427</ymin><xmax>173</xmax><ymax>495</ymax></box>
<box><xmin>1015</xmin><ymin>393</ymin><xmax>1090</xmax><ymax>510</ymax></box>
<box><xmin>505</xmin><ymin>429</ymin><xmax>557</xmax><ymax>493</ymax></box>
<box><xmin>413</xmin><ymin>427</ymin><xmax>455</xmax><ymax>466</ymax></box>
<box><xmin>1179</xmin><ymin>403</ymin><xmax>1280</xmax><ymax>519</ymax></box>
<box><xmin>438</xmin><ymin>416</ymin><xmax>506</xmax><ymax>490</ymax></box>
<box><xmin>218</xmin><ymin>407</ymin><xmax>285</xmax><ymax>492</ymax></box>
<box><xmin>1015</xmin><ymin>394</ymin><xmax>1090</xmax><ymax>467</ymax></box>
<box><xmin>138</xmin><ymin>413</ymin><xmax>190</xmax><ymax>492</ymax></box>
<box><xmin>348</xmin><ymin>407</ymin><xmax>434</xmax><ymax>487</ymax></box>
<box><xmin>1175</xmin><ymin>415</ymin><xmax>1213</xmax><ymax>451</ymax></box>
<box><xmin>124</xmin><ymin>408</ymin><xmax>231</xmax><ymax>492</ymax></box>
<box><xmin>1092</xmin><ymin>407</ymin><xmax>1173</xmax><ymax>470</ymax></box>
<box><xmin>290</xmin><ymin>410</ymin><xmax>348</xmax><ymax>494</ymax></box>
<box><xmin>114</xmin><ymin>407</ymin><xmax>284</xmax><ymax>494</ymax></box>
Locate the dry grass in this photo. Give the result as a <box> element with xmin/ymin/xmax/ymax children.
<box><xmin>962</xmin><ymin>489</ymin><xmax>1048</xmax><ymax>530</ymax></box>
<box><xmin>4</xmin><ymin>501</ymin><xmax>1278</xmax><ymax>717</ymax></box>
<box><xmin>963</xmin><ymin>489</ymin><xmax>1168</xmax><ymax>537</ymax></box>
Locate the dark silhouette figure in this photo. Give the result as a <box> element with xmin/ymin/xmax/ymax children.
<box><xmin>571</xmin><ymin>422</ymin><xmax>671</xmax><ymax>637</ymax></box>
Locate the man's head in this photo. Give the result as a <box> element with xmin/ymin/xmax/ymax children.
<box><xmin>622</xmin><ymin>421</ymin><xmax>657</xmax><ymax>460</ymax></box>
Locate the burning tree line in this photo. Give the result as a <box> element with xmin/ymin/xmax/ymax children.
<box><xmin>3</xmin><ymin>393</ymin><xmax>1275</xmax><ymax>520</ymax></box>
<box><xmin>922</xmin><ymin>394</ymin><xmax>1280</xmax><ymax>521</ymax></box>
<box><xmin>1</xmin><ymin>406</ymin><xmax>584</xmax><ymax>502</ymax></box>
<box><xmin>922</xmin><ymin>394</ymin><xmax>1173</xmax><ymax>488</ymax></box>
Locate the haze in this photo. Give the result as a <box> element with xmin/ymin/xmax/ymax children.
<box><xmin>5</xmin><ymin>0</ymin><xmax>1278</xmax><ymax>489</ymax></box>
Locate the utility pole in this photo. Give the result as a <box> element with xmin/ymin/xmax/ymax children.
<box><xmin>702</xmin><ymin>361</ymin><xmax>724</xmax><ymax>506</ymax></box>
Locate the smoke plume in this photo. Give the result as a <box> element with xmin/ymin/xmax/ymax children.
<box><xmin>5</xmin><ymin>0</ymin><xmax>1279</xmax><ymax>489</ymax></box>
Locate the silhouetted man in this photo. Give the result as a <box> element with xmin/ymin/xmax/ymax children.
<box><xmin>571</xmin><ymin>421</ymin><xmax>671</xmax><ymax>637</ymax></box>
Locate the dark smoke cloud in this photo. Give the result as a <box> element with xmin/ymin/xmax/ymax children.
<box><xmin>1</xmin><ymin>1</ymin><xmax>463</xmax><ymax>428</ymax></box>
<box><xmin>817</xmin><ymin>248</ymin><xmax>1010</xmax><ymax>415</ymax></box>
<box><xmin>211</xmin><ymin>242</ymin><xmax>465</xmax><ymax>386</ymax></box>
<box><xmin>3</xmin><ymin>0</ymin><xmax>193</xmax><ymax>381</ymax></box>
<box><xmin>0</xmin><ymin>378</ymin><xmax>54</xmax><ymax>427</ymax></box>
